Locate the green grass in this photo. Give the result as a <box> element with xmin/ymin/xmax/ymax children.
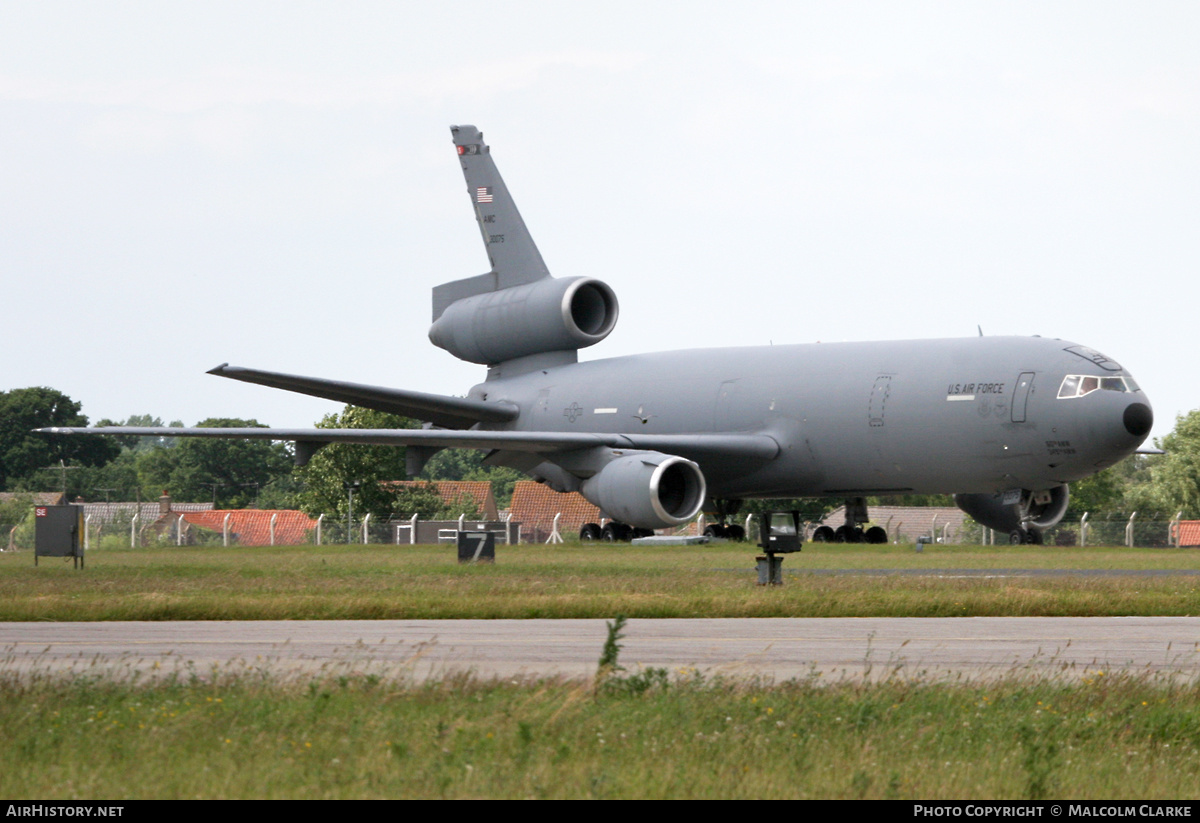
<box><xmin>3</xmin><ymin>542</ymin><xmax>1200</xmax><ymax>620</ymax></box>
<box><xmin>7</xmin><ymin>542</ymin><xmax>1200</xmax><ymax>799</ymax></box>
<box><xmin>3</xmin><ymin>665</ymin><xmax>1200</xmax><ymax>799</ymax></box>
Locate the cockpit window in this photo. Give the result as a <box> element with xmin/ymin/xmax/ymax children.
<box><xmin>1057</xmin><ymin>374</ymin><xmax>1139</xmax><ymax>399</ymax></box>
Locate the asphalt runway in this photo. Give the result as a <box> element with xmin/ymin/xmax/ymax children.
<box><xmin>5</xmin><ymin>617</ymin><xmax>1200</xmax><ymax>683</ymax></box>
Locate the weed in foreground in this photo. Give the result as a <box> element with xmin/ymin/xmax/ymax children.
<box><xmin>4</xmin><ymin>663</ymin><xmax>1200</xmax><ymax>798</ymax></box>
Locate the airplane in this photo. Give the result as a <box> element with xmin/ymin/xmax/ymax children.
<box><xmin>41</xmin><ymin>125</ymin><xmax>1154</xmax><ymax>545</ymax></box>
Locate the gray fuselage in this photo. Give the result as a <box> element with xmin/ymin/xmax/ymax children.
<box><xmin>470</xmin><ymin>335</ymin><xmax>1151</xmax><ymax>500</ymax></box>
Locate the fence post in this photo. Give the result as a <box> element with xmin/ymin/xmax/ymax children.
<box><xmin>409</xmin><ymin>513</ymin><xmax>418</xmax><ymax>545</ymax></box>
<box><xmin>223</xmin><ymin>512</ymin><xmax>231</xmax><ymax>547</ymax></box>
<box><xmin>1080</xmin><ymin>512</ymin><xmax>1089</xmax><ymax>547</ymax></box>
<box><xmin>362</xmin><ymin>513</ymin><xmax>371</xmax><ymax>544</ymax></box>
<box><xmin>270</xmin><ymin>512</ymin><xmax>278</xmax><ymax>546</ymax></box>
<box><xmin>176</xmin><ymin>514</ymin><xmax>185</xmax><ymax>546</ymax></box>
<box><xmin>1126</xmin><ymin>511</ymin><xmax>1138</xmax><ymax>548</ymax></box>
<box><xmin>1170</xmin><ymin>511</ymin><xmax>1183</xmax><ymax>547</ymax></box>
<box><xmin>546</xmin><ymin>512</ymin><xmax>563</xmax><ymax>544</ymax></box>
<box><xmin>84</xmin><ymin>514</ymin><xmax>92</xmax><ymax>550</ymax></box>
<box><xmin>316</xmin><ymin>513</ymin><xmax>324</xmax><ymax>546</ymax></box>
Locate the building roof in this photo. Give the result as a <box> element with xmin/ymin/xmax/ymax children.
<box><xmin>176</xmin><ymin>510</ymin><xmax>318</xmax><ymax>546</ymax></box>
<box><xmin>508</xmin><ymin>481</ymin><xmax>600</xmax><ymax>537</ymax></box>
<box><xmin>387</xmin><ymin>480</ymin><xmax>499</xmax><ymax>520</ymax></box>
<box><xmin>1175</xmin><ymin>521</ymin><xmax>1200</xmax><ymax>547</ymax></box>
<box><xmin>80</xmin><ymin>501</ymin><xmax>212</xmax><ymax>526</ymax></box>
<box><xmin>0</xmin><ymin>492</ymin><xmax>64</xmax><ymax>507</ymax></box>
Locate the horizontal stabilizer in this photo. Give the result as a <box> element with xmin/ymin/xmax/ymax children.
<box><xmin>206</xmin><ymin>364</ymin><xmax>518</xmax><ymax>429</ymax></box>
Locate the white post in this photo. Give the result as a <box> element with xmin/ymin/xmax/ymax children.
<box><xmin>84</xmin><ymin>514</ymin><xmax>92</xmax><ymax>550</ymax></box>
<box><xmin>131</xmin><ymin>512</ymin><xmax>139</xmax><ymax>548</ymax></box>
<box><xmin>270</xmin><ymin>512</ymin><xmax>278</xmax><ymax>546</ymax></box>
<box><xmin>1080</xmin><ymin>512</ymin><xmax>1089</xmax><ymax>547</ymax></box>
<box><xmin>316</xmin><ymin>513</ymin><xmax>324</xmax><ymax>546</ymax></box>
<box><xmin>1170</xmin><ymin>511</ymin><xmax>1184</xmax><ymax>548</ymax></box>
<box><xmin>696</xmin><ymin>513</ymin><xmax>705</xmax><ymax>536</ymax></box>
<box><xmin>930</xmin><ymin>514</ymin><xmax>938</xmax><ymax>543</ymax></box>
<box><xmin>744</xmin><ymin>513</ymin><xmax>754</xmax><ymax>541</ymax></box>
<box><xmin>223</xmin><ymin>512</ymin><xmax>231</xmax><ymax>547</ymax></box>
<box><xmin>362</xmin><ymin>512</ymin><xmax>371</xmax><ymax>544</ymax></box>
<box><xmin>409</xmin><ymin>513</ymin><xmax>418</xmax><ymax>545</ymax></box>
<box><xmin>546</xmin><ymin>512</ymin><xmax>563</xmax><ymax>544</ymax></box>
<box><xmin>1126</xmin><ymin>511</ymin><xmax>1138</xmax><ymax>548</ymax></box>
<box><xmin>458</xmin><ymin>513</ymin><xmax>466</xmax><ymax>531</ymax></box>
<box><xmin>176</xmin><ymin>514</ymin><xmax>185</xmax><ymax>546</ymax></box>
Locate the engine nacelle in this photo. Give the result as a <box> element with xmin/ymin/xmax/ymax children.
<box><xmin>954</xmin><ymin>485</ymin><xmax>1070</xmax><ymax>536</ymax></box>
<box><xmin>580</xmin><ymin>452</ymin><xmax>707</xmax><ymax>530</ymax></box>
<box><xmin>429</xmin><ymin>276</ymin><xmax>618</xmax><ymax>365</ymax></box>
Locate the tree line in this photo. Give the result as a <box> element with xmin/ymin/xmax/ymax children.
<box><xmin>2</xmin><ymin>386</ymin><xmax>1198</xmax><ymax>523</ymax></box>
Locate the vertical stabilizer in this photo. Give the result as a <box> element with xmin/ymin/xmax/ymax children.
<box><xmin>434</xmin><ymin>125</ymin><xmax>550</xmax><ymax>320</ymax></box>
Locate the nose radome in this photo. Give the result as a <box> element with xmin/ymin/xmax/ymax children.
<box><xmin>1124</xmin><ymin>402</ymin><xmax>1153</xmax><ymax>438</ymax></box>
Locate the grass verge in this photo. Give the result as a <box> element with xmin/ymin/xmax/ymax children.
<box><xmin>2</xmin><ymin>542</ymin><xmax>1200</xmax><ymax>620</ymax></box>
<box><xmin>3</xmin><ymin>662</ymin><xmax>1199</xmax><ymax>799</ymax></box>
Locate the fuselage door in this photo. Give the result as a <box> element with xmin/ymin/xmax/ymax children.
<box><xmin>1011</xmin><ymin>372</ymin><xmax>1035</xmax><ymax>423</ymax></box>
<box><xmin>869</xmin><ymin>375</ymin><xmax>892</xmax><ymax>428</ymax></box>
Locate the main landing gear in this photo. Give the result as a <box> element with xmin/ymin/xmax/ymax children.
<box><xmin>703</xmin><ymin>498</ymin><xmax>746</xmax><ymax>541</ymax></box>
<box><xmin>579</xmin><ymin>522</ymin><xmax>654</xmax><ymax>542</ymax></box>
<box><xmin>810</xmin><ymin>497</ymin><xmax>888</xmax><ymax>544</ymax></box>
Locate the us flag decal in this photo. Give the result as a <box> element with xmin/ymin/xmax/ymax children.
<box><xmin>476</xmin><ymin>186</ymin><xmax>493</xmax><ymax>203</ymax></box>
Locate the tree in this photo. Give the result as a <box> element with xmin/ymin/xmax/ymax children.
<box><xmin>138</xmin><ymin>418</ymin><xmax>293</xmax><ymax>508</ymax></box>
<box><xmin>419</xmin><ymin>448</ymin><xmax>524</xmax><ymax>509</ymax></box>
<box><xmin>0</xmin><ymin>388</ymin><xmax>119</xmax><ymax>491</ymax></box>
<box><xmin>293</xmin><ymin>406</ymin><xmax>418</xmax><ymax>518</ymax></box>
<box><xmin>1124</xmin><ymin>411</ymin><xmax>1200</xmax><ymax>518</ymax></box>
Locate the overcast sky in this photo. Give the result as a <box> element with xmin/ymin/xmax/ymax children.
<box><xmin>2</xmin><ymin>1</ymin><xmax>1196</xmax><ymax>443</ymax></box>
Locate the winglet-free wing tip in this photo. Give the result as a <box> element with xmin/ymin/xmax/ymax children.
<box><xmin>207</xmin><ymin>363</ymin><xmax>230</xmax><ymax>375</ymax></box>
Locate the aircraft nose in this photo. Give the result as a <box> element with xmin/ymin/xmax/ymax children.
<box><xmin>1124</xmin><ymin>402</ymin><xmax>1153</xmax><ymax>438</ymax></box>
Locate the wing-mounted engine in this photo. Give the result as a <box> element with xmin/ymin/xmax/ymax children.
<box><xmin>429</xmin><ymin>275</ymin><xmax>618</xmax><ymax>365</ymax></box>
<box><xmin>954</xmin><ymin>485</ymin><xmax>1070</xmax><ymax>544</ymax></box>
<box><xmin>431</xmin><ymin>125</ymin><xmax>619</xmax><ymax>368</ymax></box>
<box><xmin>580</xmin><ymin>451</ymin><xmax>707</xmax><ymax>530</ymax></box>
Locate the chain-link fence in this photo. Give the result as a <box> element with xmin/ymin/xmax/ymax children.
<box><xmin>965</xmin><ymin>516</ymin><xmax>1181</xmax><ymax>548</ymax></box>
<box><xmin>0</xmin><ymin>503</ymin><xmax>1192</xmax><ymax>550</ymax></box>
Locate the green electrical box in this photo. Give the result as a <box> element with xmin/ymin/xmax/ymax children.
<box><xmin>34</xmin><ymin>505</ymin><xmax>84</xmax><ymax>568</ymax></box>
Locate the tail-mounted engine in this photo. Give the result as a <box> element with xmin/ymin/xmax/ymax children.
<box><xmin>432</xmin><ymin>125</ymin><xmax>620</xmax><ymax>367</ymax></box>
<box><xmin>954</xmin><ymin>485</ymin><xmax>1070</xmax><ymax>543</ymax></box>
<box><xmin>429</xmin><ymin>275</ymin><xmax>618</xmax><ymax>365</ymax></box>
<box><xmin>581</xmin><ymin>451</ymin><xmax>707</xmax><ymax>530</ymax></box>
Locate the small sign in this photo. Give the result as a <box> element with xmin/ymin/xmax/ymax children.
<box><xmin>35</xmin><ymin>507</ymin><xmax>47</xmax><ymax>517</ymax></box>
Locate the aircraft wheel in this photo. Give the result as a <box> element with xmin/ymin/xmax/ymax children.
<box><xmin>704</xmin><ymin>524</ymin><xmax>728</xmax><ymax>538</ymax></box>
<box><xmin>580</xmin><ymin>523</ymin><xmax>602</xmax><ymax>541</ymax></box>
<box><xmin>812</xmin><ymin>526</ymin><xmax>835</xmax><ymax>542</ymax></box>
<box><xmin>1009</xmin><ymin>529</ymin><xmax>1026</xmax><ymax>545</ymax></box>
<box><xmin>1027</xmin><ymin>529</ymin><xmax>1044</xmax><ymax>545</ymax></box>
<box><xmin>834</xmin><ymin>525</ymin><xmax>856</xmax><ymax>543</ymax></box>
<box><xmin>865</xmin><ymin>526</ymin><xmax>887</xmax><ymax>544</ymax></box>
<box><xmin>725</xmin><ymin>524</ymin><xmax>746</xmax><ymax>542</ymax></box>
<box><xmin>602</xmin><ymin>522</ymin><xmax>633</xmax><ymax>542</ymax></box>
<box><xmin>632</xmin><ymin>527</ymin><xmax>655</xmax><ymax>539</ymax></box>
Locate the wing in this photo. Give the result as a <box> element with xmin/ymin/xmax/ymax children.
<box><xmin>206</xmin><ymin>364</ymin><xmax>517</xmax><ymax>429</ymax></box>
<box><xmin>40</xmin><ymin>426</ymin><xmax>779</xmax><ymax>465</ymax></box>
